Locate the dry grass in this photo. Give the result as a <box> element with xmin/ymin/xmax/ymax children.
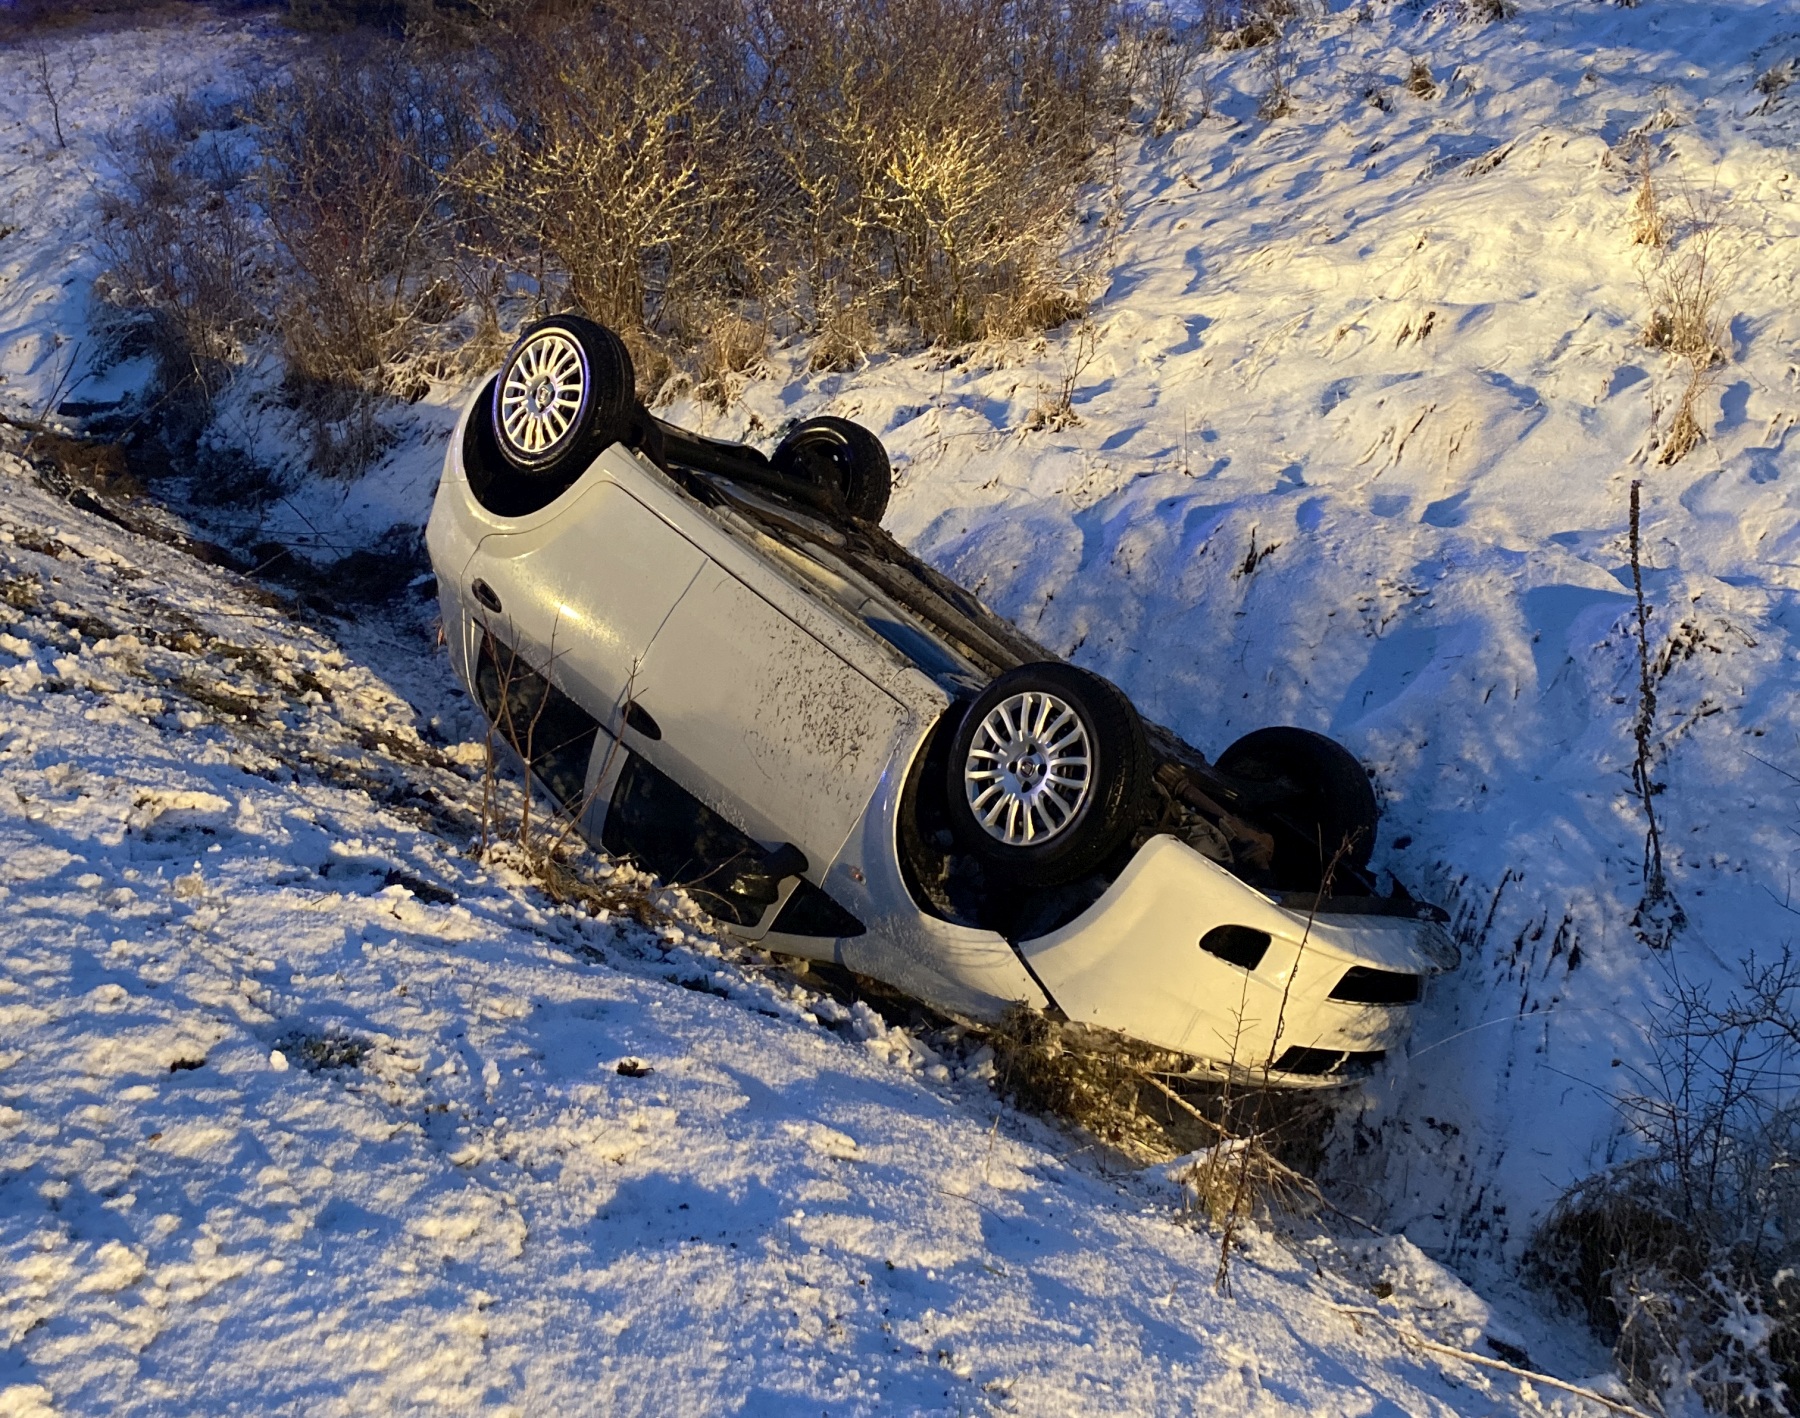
<box><xmin>985</xmin><ymin>1005</ymin><xmax>1335</xmax><ymax>1247</ymax></box>
<box><xmin>1025</xmin><ymin>320</ymin><xmax>1099</xmax><ymax>432</ymax></box>
<box><xmin>1630</xmin><ymin>143</ymin><xmax>1668</xmax><ymax>248</ymax></box>
<box><xmin>1634</xmin><ymin>175</ymin><xmax>1731</xmax><ymax>466</ymax></box>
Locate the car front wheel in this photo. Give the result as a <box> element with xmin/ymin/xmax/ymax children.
<box><xmin>1214</xmin><ymin>725</ymin><xmax>1378</xmax><ymax>888</ymax></box>
<box><xmin>943</xmin><ymin>662</ymin><xmax>1152</xmax><ymax>886</ymax></box>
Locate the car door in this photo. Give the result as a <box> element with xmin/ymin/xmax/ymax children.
<box><xmin>468</xmin><ymin>478</ymin><xmax>707</xmax><ymax>733</ymax></box>
<box><xmin>629</xmin><ymin>559</ymin><xmax>910</xmax><ymax>880</ymax></box>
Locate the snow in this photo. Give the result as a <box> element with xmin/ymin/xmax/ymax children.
<box><xmin>0</xmin><ymin>453</ymin><xmax>1597</xmax><ymax>1413</ymax></box>
<box><xmin>4</xmin><ymin>0</ymin><xmax>1800</xmax><ymax>1409</ymax></box>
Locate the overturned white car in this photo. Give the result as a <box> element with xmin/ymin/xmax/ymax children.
<box><xmin>426</xmin><ymin>317</ymin><xmax>1457</xmax><ymax>1085</ymax></box>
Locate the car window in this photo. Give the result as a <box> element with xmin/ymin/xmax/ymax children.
<box><xmin>862</xmin><ymin>613</ymin><xmax>971</xmax><ymax>685</ymax></box>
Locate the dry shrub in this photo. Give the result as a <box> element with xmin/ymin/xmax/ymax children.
<box><xmin>990</xmin><ymin>1005</ymin><xmax>1180</xmax><ymax>1159</ymax></box>
<box><xmin>1202</xmin><ymin>0</ymin><xmax>1319</xmax><ymax>50</ymax></box>
<box><xmin>1112</xmin><ymin>5</ymin><xmax>1208</xmax><ymax>135</ymax></box>
<box><xmin>97</xmin><ymin>118</ymin><xmax>257</xmax><ymax>408</ymax></box>
<box><xmin>98</xmin><ymin>38</ymin><xmax>489</xmax><ymax>473</ymax></box>
<box><xmin>1531</xmin><ymin>950</ymin><xmax>1800</xmax><ymax>1414</ymax></box>
<box><xmin>1629</xmin><ymin>143</ymin><xmax>1667</xmax><ymax>248</ymax></box>
<box><xmin>1255</xmin><ymin>31</ymin><xmax>1295</xmax><ymax>120</ymax></box>
<box><xmin>99</xmin><ymin>0</ymin><xmax>1123</xmax><ymax>476</ymax></box>
<box><xmin>468</xmin><ymin>15</ymin><xmax>762</xmax><ymax>366</ymax></box>
<box><xmin>987</xmin><ymin>1004</ymin><xmax>1331</xmax><ymax>1233</ymax></box>
<box><xmin>1026</xmin><ymin>319</ymin><xmax>1098</xmax><ymax>431</ymax></box>
<box><xmin>1406</xmin><ymin>58</ymin><xmax>1437</xmax><ymax>99</ymax></box>
<box><xmin>694</xmin><ymin>313</ymin><xmax>767</xmax><ymax>406</ymax></box>
<box><xmin>253</xmin><ymin>44</ymin><xmax>481</xmax><ymax>400</ymax></box>
<box><xmin>746</xmin><ymin>0</ymin><xmax>1106</xmax><ymax>345</ymax></box>
<box><xmin>458</xmin><ymin>0</ymin><xmax>1109</xmax><ymax>355</ymax></box>
<box><xmin>1642</xmin><ymin>194</ymin><xmax>1729</xmax><ymax>369</ymax></box>
<box><xmin>809</xmin><ymin>298</ymin><xmax>875</xmax><ymax>373</ymax></box>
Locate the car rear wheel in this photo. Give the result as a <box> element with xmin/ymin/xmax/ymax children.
<box><xmin>944</xmin><ymin>662</ymin><xmax>1152</xmax><ymax>886</ymax></box>
<box><xmin>1214</xmin><ymin>726</ymin><xmax>1378</xmax><ymax>885</ymax></box>
<box><xmin>490</xmin><ymin>315</ymin><xmax>636</xmax><ymax>479</ymax></box>
<box><xmin>771</xmin><ymin>416</ymin><xmax>892</xmax><ymax>524</ymax></box>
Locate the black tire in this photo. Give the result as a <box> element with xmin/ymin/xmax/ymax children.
<box><xmin>943</xmin><ymin>662</ymin><xmax>1152</xmax><ymax>886</ymax></box>
<box><xmin>490</xmin><ymin>315</ymin><xmax>636</xmax><ymax>479</ymax></box>
<box><xmin>1214</xmin><ymin>726</ymin><xmax>1379</xmax><ymax>882</ymax></box>
<box><xmin>771</xmin><ymin>416</ymin><xmax>892</xmax><ymax>524</ymax></box>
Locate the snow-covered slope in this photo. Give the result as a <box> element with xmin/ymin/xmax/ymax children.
<box><xmin>4</xmin><ymin>0</ymin><xmax>1800</xmax><ymax>1408</ymax></box>
<box><xmin>682</xmin><ymin>0</ymin><xmax>1800</xmax><ymax>1279</ymax></box>
<box><xmin>0</xmin><ymin>444</ymin><xmax>1591</xmax><ymax>1415</ymax></box>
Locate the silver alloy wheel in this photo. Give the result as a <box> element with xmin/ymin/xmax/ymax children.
<box><xmin>498</xmin><ymin>331</ymin><xmax>588</xmax><ymax>459</ymax></box>
<box><xmin>962</xmin><ymin>690</ymin><xmax>1093</xmax><ymax>846</ymax></box>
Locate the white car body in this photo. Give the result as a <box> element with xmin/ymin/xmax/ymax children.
<box><xmin>427</xmin><ymin>400</ymin><xmax>1458</xmax><ymax>1084</ymax></box>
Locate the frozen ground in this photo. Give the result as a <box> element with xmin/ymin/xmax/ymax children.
<box><xmin>3</xmin><ymin>0</ymin><xmax>1800</xmax><ymax>1411</ymax></box>
<box><xmin>0</xmin><ymin>443</ymin><xmax>1600</xmax><ymax>1415</ymax></box>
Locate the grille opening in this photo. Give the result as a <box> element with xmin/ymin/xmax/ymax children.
<box><xmin>771</xmin><ymin>879</ymin><xmax>866</xmax><ymax>938</ymax></box>
<box><xmin>1199</xmin><ymin>924</ymin><xmax>1271</xmax><ymax>972</ymax></box>
<box><xmin>1271</xmin><ymin>1046</ymin><xmax>1387</xmax><ymax>1078</ymax></box>
<box><xmin>1328</xmin><ymin>966</ymin><xmax>1422</xmax><ymax>1005</ymax></box>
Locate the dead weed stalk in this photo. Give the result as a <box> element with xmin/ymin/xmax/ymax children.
<box><xmin>1635</xmin><ymin>172</ymin><xmax>1732</xmax><ymax>466</ymax></box>
<box><xmin>1626</xmin><ymin>480</ymin><xmax>1683</xmax><ymax>947</ymax></box>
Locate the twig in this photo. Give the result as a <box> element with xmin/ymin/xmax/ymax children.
<box><xmin>1137</xmin><ymin>1072</ymin><xmax>1390</xmax><ymax>1238</ymax></box>
<box><xmin>1332</xmin><ymin>1307</ymin><xmax>1660</xmax><ymax>1418</ymax></box>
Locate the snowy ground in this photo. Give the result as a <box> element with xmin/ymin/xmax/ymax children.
<box><xmin>3</xmin><ymin>0</ymin><xmax>1800</xmax><ymax>1411</ymax></box>
<box><xmin>0</xmin><ymin>444</ymin><xmax>1600</xmax><ymax>1415</ymax></box>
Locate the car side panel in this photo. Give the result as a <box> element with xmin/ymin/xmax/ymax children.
<box><xmin>764</xmin><ymin>714</ymin><xmax>1051</xmax><ymax>1023</ymax></box>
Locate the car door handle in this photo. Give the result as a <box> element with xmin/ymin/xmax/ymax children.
<box><xmin>623</xmin><ymin>701</ymin><xmax>661</xmax><ymax>740</ymax></box>
<box><xmin>471</xmin><ymin>578</ymin><xmax>503</xmax><ymax>614</ymax></box>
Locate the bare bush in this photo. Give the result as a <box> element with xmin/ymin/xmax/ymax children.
<box><xmin>751</xmin><ymin>0</ymin><xmax>1105</xmax><ymax>345</ymax></box>
<box><xmin>1208</xmin><ymin>0</ymin><xmax>1314</xmax><ymax>51</ymax></box>
<box><xmin>1532</xmin><ymin>950</ymin><xmax>1800</xmax><ymax>1414</ymax></box>
<box><xmin>1026</xmin><ymin>320</ymin><xmax>1099</xmax><ymax>431</ymax></box>
<box><xmin>1117</xmin><ymin>5</ymin><xmax>1207</xmax><ymax>135</ymax></box>
<box><xmin>253</xmin><ymin>44</ymin><xmax>480</xmax><ymax>401</ymax></box>
<box><xmin>98</xmin><ymin>0</ymin><xmax>1121</xmax><ymax>477</ymax></box>
<box><xmin>1643</xmin><ymin>216</ymin><xmax>1728</xmax><ymax>369</ymax></box>
<box><xmin>466</xmin><ymin>17</ymin><xmax>762</xmax><ymax>382</ymax></box>
<box><xmin>29</xmin><ymin>40</ymin><xmax>71</xmax><ymax>149</ymax></box>
<box><xmin>97</xmin><ymin>117</ymin><xmax>258</xmax><ymax>412</ymax></box>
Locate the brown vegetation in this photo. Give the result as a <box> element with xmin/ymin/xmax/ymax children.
<box><xmin>96</xmin><ymin>0</ymin><xmax>1168</xmax><ymax>476</ymax></box>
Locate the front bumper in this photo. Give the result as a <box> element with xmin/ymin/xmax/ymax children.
<box><xmin>1019</xmin><ymin>835</ymin><xmax>1457</xmax><ymax>1085</ymax></box>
